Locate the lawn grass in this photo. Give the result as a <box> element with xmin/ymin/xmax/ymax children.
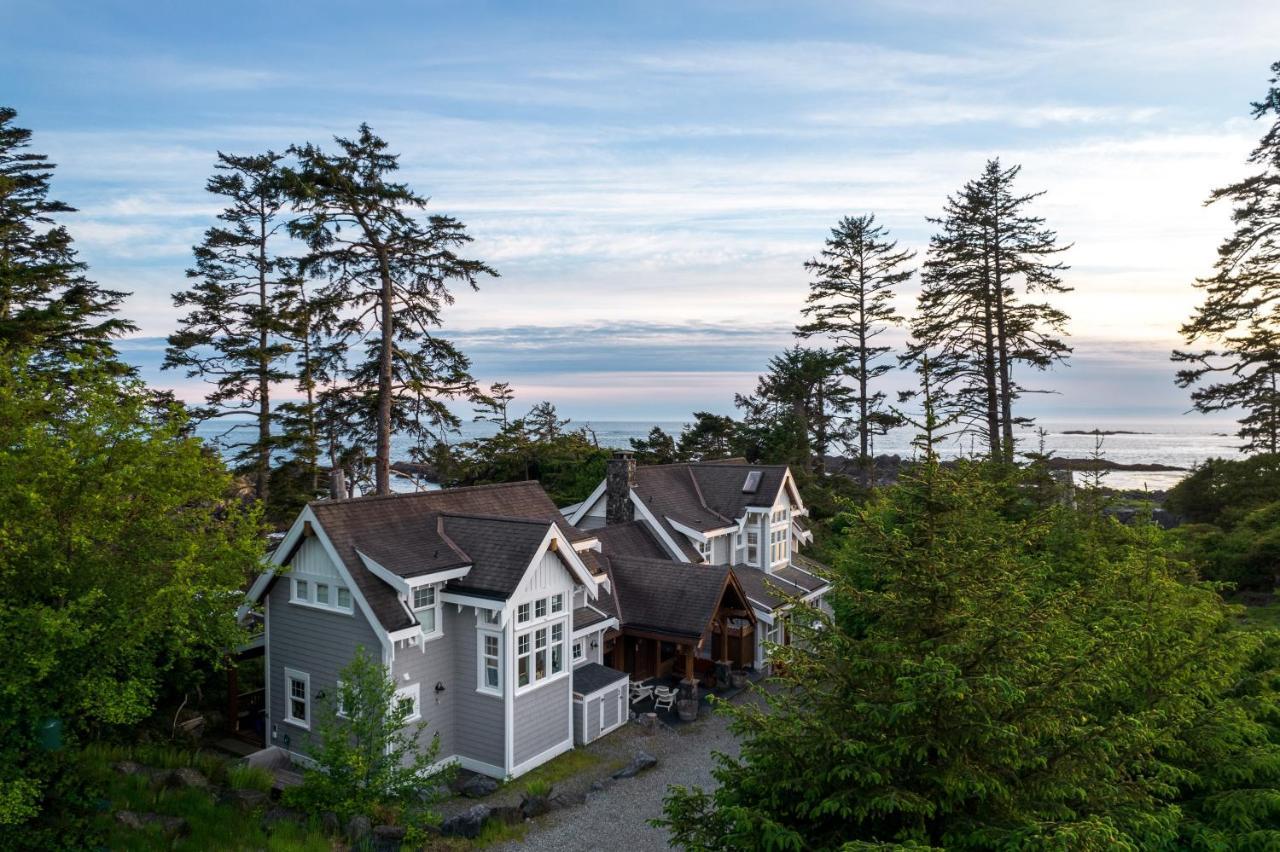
<box><xmin>1237</xmin><ymin>600</ymin><xmax>1280</xmax><ymax>632</ymax></box>
<box><xmin>507</xmin><ymin>747</ymin><xmax>604</xmax><ymax>792</ymax></box>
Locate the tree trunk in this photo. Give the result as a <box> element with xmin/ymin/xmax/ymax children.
<box><xmin>256</xmin><ymin>201</ymin><xmax>271</xmax><ymax>506</ymax></box>
<box><xmin>991</xmin><ymin>216</ymin><xmax>1015</xmax><ymax>464</ymax></box>
<box><xmin>980</xmin><ymin>247</ymin><xmax>1001</xmax><ymax>461</ymax></box>
<box><xmin>375</xmin><ymin>245</ymin><xmax>394</xmax><ymax>495</ymax></box>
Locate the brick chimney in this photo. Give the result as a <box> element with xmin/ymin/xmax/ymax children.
<box><xmin>605</xmin><ymin>451</ymin><xmax>636</xmax><ymax>525</ymax></box>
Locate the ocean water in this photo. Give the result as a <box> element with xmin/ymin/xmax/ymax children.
<box><xmin>193</xmin><ymin>416</ymin><xmax>1244</xmax><ymax>493</ymax></box>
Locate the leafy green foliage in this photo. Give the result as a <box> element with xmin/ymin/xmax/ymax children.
<box><xmin>284</xmin><ymin>647</ymin><xmax>452</xmax><ymax>825</ymax></box>
<box><xmin>658</xmin><ymin>460</ymin><xmax>1280</xmax><ymax>850</ymax></box>
<box><xmin>0</xmin><ymin>354</ymin><xmax>263</xmax><ymax>847</ymax></box>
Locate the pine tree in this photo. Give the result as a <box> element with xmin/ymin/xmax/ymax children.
<box><xmin>287</xmin><ymin>124</ymin><xmax>497</xmax><ymax>494</ymax></box>
<box><xmin>906</xmin><ymin>160</ymin><xmax>1070</xmax><ymax>462</ymax></box>
<box><xmin>0</xmin><ymin>107</ymin><xmax>135</xmax><ymax>371</ymax></box>
<box><xmin>473</xmin><ymin>381</ymin><xmax>516</xmax><ymax>428</ymax></box>
<box><xmin>797</xmin><ymin>214</ymin><xmax>911</xmax><ymax>483</ymax></box>
<box><xmin>735</xmin><ymin>346</ymin><xmax>853</xmax><ymax>471</ymax></box>
<box><xmin>677</xmin><ymin>412</ymin><xmax>740</xmax><ymax>462</ymax></box>
<box><xmin>525</xmin><ymin>401</ymin><xmax>568</xmax><ymax>442</ymax></box>
<box><xmin>630</xmin><ymin>426</ymin><xmax>680</xmax><ymax>464</ymax></box>
<box><xmin>1174</xmin><ymin>61</ymin><xmax>1280</xmax><ymax>454</ymax></box>
<box><xmin>165</xmin><ymin>151</ymin><xmax>295</xmax><ymax>504</ymax></box>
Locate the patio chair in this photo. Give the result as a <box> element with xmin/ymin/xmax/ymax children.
<box><xmin>652</xmin><ymin>686</ymin><xmax>676</xmax><ymax>712</ymax></box>
<box><xmin>630</xmin><ymin>683</ymin><xmax>654</xmax><ymax>704</ymax></box>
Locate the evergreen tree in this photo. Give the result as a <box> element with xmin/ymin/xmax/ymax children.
<box><xmin>906</xmin><ymin>160</ymin><xmax>1070</xmax><ymax>462</ymax></box>
<box><xmin>0</xmin><ymin>107</ymin><xmax>134</xmax><ymax>372</ymax></box>
<box><xmin>525</xmin><ymin>400</ymin><xmax>568</xmax><ymax>442</ymax></box>
<box><xmin>630</xmin><ymin>425</ymin><xmax>680</xmax><ymax>464</ymax></box>
<box><xmin>797</xmin><ymin>213</ymin><xmax>911</xmax><ymax>483</ymax></box>
<box><xmin>1174</xmin><ymin>61</ymin><xmax>1280</xmax><ymax>454</ymax></box>
<box><xmin>165</xmin><ymin>151</ymin><xmax>295</xmax><ymax>504</ymax></box>
<box><xmin>287</xmin><ymin>124</ymin><xmax>497</xmax><ymax>494</ymax></box>
<box><xmin>736</xmin><ymin>346</ymin><xmax>853</xmax><ymax>471</ymax></box>
<box><xmin>677</xmin><ymin>411</ymin><xmax>741</xmax><ymax>462</ymax></box>
<box><xmin>473</xmin><ymin>381</ymin><xmax>516</xmax><ymax>428</ymax></box>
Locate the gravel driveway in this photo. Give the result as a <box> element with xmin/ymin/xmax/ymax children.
<box><xmin>492</xmin><ymin>696</ymin><xmax>751</xmax><ymax>852</ymax></box>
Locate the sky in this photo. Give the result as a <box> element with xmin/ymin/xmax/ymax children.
<box><xmin>4</xmin><ymin>0</ymin><xmax>1278</xmax><ymax>421</ymax></box>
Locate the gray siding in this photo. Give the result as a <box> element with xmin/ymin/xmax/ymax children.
<box><xmin>449</xmin><ymin>606</ymin><xmax>505</xmax><ymax>769</ymax></box>
<box><xmin>390</xmin><ymin>606</ymin><xmax>457</xmax><ymax>762</ymax></box>
<box><xmin>574</xmin><ymin>683</ymin><xmax>626</xmax><ymax>745</ymax></box>
<box><xmin>266</xmin><ymin>576</ymin><xmax>381</xmax><ymax>756</ymax></box>
<box><xmin>513</xmin><ymin>676</ymin><xmax>572</xmax><ymax>766</ymax></box>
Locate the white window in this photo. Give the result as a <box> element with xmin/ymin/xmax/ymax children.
<box><xmin>550</xmin><ymin>593</ymin><xmax>564</xmax><ymax>614</ymax></box>
<box><xmin>517</xmin><ymin>603</ymin><xmax>531</xmax><ymax>624</ymax></box>
<box><xmin>772</xmin><ymin>508</ymin><xmax>788</xmax><ymax>524</ymax></box>
<box><xmin>413</xmin><ymin>585</ymin><xmax>435</xmax><ymax>610</ymax></box>
<box><xmin>335</xmin><ymin>679</ymin><xmax>348</xmax><ymax>718</ymax></box>
<box><xmin>479</xmin><ymin>632</ymin><xmax>502</xmax><ymax>694</ymax></box>
<box><xmin>534</xmin><ymin>627</ymin><xmax>548</xmax><ymax>680</ymax></box>
<box><xmin>413</xmin><ymin>585</ymin><xmax>440</xmax><ymax>636</ymax></box>
<box><xmin>551</xmin><ymin>623</ymin><xmax>564</xmax><ymax>674</ymax></box>
<box><xmin>395</xmin><ymin>683</ymin><xmax>421</xmax><ymax>723</ymax></box>
<box><xmin>746</xmin><ymin>530</ymin><xmax>759</xmax><ymax>565</ymax></box>
<box><xmin>284</xmin><ymin>669</ymin><xmax>310</xmax><ymax>729</ymax></box>
<box><xmin>291</xmin><ymin>577</ymin><xmax>353</xmax><ymax>614</ymax></box>
<box><xmin>480</xmin><ymin>608</ymin><xmax>500</xmax><ymax>626</ymax></box>
<box><xmin>517</xmin><ymin>632</ymin><xmax>531</xmax><ymax>688</ymax></box>
<box><xmin>770</xmin><ymin>528</ymin><xmax>788</xmax><ymax>564</ymax></box>
<box><xmin>696</xmin><ymin>538</ymin><xmax>712</xmax><ymax>560</ymax></box>
<box><xmin>572</xmin><ymin>640</ymin><xmax>584</xmax><ymax>661</ymax></box>
<box><xmin>535</xmin><ymin>598</ymin><xmax>547</xmax><ymax>619</ymax></box>
<box><xmin>515</xmin><ymin>621</ymin><xmax>568</xmax><ymax>692</ymax></box>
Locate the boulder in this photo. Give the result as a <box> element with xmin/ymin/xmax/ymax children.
<box><xmin>550</xmin><ymin>790</ymin><xmax>585</xmax><ymax>809</ymax></box>
<box><xmin>441</xmin><ymin>804</ymin><xmax>490</xmax><ymax>839</ymax></box>
<box><xmin>345</xmin><ymin>814</ymin><xmax>372</xmax><ymax>845</ymax></box>
<box><xmin>155</xmin><ymin>767</ymin><xmax>209</xmax><ymax>791</ymax></box>
<box><xmin>520</xmin><ymin>794</ymin><xmax>552</xmax><ymax>819</ymax></box>
<box><xmin>112</xmin><ymin>760</ymin><xmax>146</xmax><ymax>777</ymax></box>
<box><xmin>489</xmin><ymin>805</ymin><xmax>523</xmax><ymax>826</ymax></box>
<box><xmin>612</xmin><ymin>750</ymin><xmax>658</xmax><ymax>780</ymax></box>
<box><xmin>115</xmin><ymin>810</ymin><xmax>146</xmax><ymax>830</ymax></box>
<box><xmin>115</xmin><ymin>810</ymin><xmax>189</xmax><ymax>838</ymax></box>
<box><xmin>460</xmin><ymin>773</ymin><xmax>500</xmax><ymax>798</ymax></box>
<box><xmin>371</xmin><ymin>824</ymin><xmax>408</xmax><ymax>852</ymax></box>
<box><xmin>224</xmin><ymin>787</ymin><xmax>268</xmax><ymax>812</ymax></box>
<box><xmin>261</xmin><ymin>805</ymin><xmax>304</xmax><ymax>832</ymax></box>
<box><xmin>320</xmin><ymin>811</ymin><xmax>341</xmax><ymax>835</ymax></box>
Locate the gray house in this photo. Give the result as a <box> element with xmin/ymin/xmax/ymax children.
<box><xmin>245</xmin><ymin>481</ymin><xmax>629</xmax><ymax>779</ymax></box>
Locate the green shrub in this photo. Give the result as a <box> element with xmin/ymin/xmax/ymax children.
<box><xmin>524</xmin><ymin>779</ymin><xmax>552</xmax><ymax>799</ymax></box>
<box><xmin>228</xmin><ymin>763</ymin><xmax>273</xmax><ymax>794</ymax></box>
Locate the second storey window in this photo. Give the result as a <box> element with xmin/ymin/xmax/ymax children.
<box><xmin>770</xmin><ymin>528</ymin><xmax>788</xmax><ymax>564</ymax></box>
<box><xmin>291</xmin><ymin>577</ymin><xmax>353</xmax><ymax>614</ymax></box>
<box><xmin>479</xmin><ymin>632</ymin><xmax>502</xmax><ymax>694</ymax></box>
<box><xmin>516</xmin><ymin>622</ymin><xmax>566</xmax><ymax>691</ymax></box>
<box><xmin>284</xmin><ymin>668</ymin><xmax>309</xmax><ymax>729</ymax></box>
<box><xmin>412</xmin><ymin>585</ymin><xmax>440</xmax><ymax>636</ymax></box>
<box><xmin>746</xmin><ymin>530</ymin><xmax>759</xmax><ymax>565</ymax></box>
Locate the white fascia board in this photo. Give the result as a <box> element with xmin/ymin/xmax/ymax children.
<box><xmin>358</xmin><ymin>551</ymin><xmax>472</xmax><ymax>594</ymax></box>
<box><xmin>629</xmin><ymin>490</ymin><xmax>691</xmax><ymax>562</ymax></box>
<box><xmin>751</xmin><ymin>605</ymin><xmax>776</xmax><ymax>625</ymax></box>
<box><xmin>572</xmin><ymin>536</ymin><xmax>601</xmax><ymax>552</ymax></box>
<box><xmin>666</xmin><ymin>517</ymin><xmax>736</xmax><ymax>541</ymax></box>
<box><xmin>572</xmin><ymin>614</ymin><xmax>618</xmax><ymax>640</ymax></box>
<box><xmin>780</xmin><ymin>468</ymin><xmax>805</xmax><ymax>513</ymax></box>
<box><xmin>539</xmin><ymin>525</ymin><xmax>599</xmax><ymax>599</ymax></box>
<box><xmin>243</xmin><ymin>505</ymin><xmax>317</xmax><ymax>609</ymax></box>
<box><xmin>566</xmin><ymin>480</ymin><xmax>608</xmax><ymax>525</ymax></box>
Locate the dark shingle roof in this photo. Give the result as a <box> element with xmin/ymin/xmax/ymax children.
<box><xmin>573</xmin><ymin>662</ymin><xmax>628</xmax><ymax>696</ymax></box>
<box><xmin>573</xmin><ymin>605</ymin><xmax>611</xmax><ymax>631</ymax></box>
<box><xmin>730</xmin><ymin>564</ymin><xmax>829</xmax><ymax>612</ymax></box>
<box><xmin>437</xmin><ymin>514</ymin><xmax>552</xmax><ymax>599</ymax></box>
<box><xmin>630</xmin><ymin>461</ymin><xmax>792</xmax><ymax>536</ymax></box>
<box><xmin>301</xmin><ymin>482</ymin><xmax>584</xmax><ymax>632</ymax></box>
<box><xmin>605</xmin><ymin>556</ymin><xmax>747</xmax><ymax>641</ymax></box>
<box><xmin>593</xmin><ymin>521</ymin><xmax>670</xmax><ymax>561</ymax></box>
<box><xmin>774</xmin><ymin>563</ymin><xmax>828</xmax><ymax>595</ymax></box>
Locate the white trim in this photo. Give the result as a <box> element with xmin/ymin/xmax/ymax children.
<box><xmin>572</xmin><ymin>614</ymin><xmax>618</xmax><ymax>640</ymax></box>
<box><xmin>289</xmin><ymin>577</ymin><xmax>355</xmax><ymax>615</ymax></box>
<box><xmin>442</xmin><ymin>592</ymin><xmax>507</xmax><ymax>625</ymax></box>
<box><xmin>357</xmin><ymin>548</ymin><xmax>471</xmax><ymax>596</ymax></box>
<box><xmin>476</xmin><ymin>628</ymin><xmax>503</xmax><ymax>697</ymax></box>
<box><xmin>532</xmin><ymin>525</ymin><xmax>598</xmax><ymax>596</ymax></box>
<box><xmin>566</xmin><ymin>480</ymin><xmax>608</xmax><ymax>526</ymax></box>
<box><xmin>629</xmin><ymin>490</ymin><xmax>692</xmax><ymax>562</ymax></box>
<box><xmin>452</xmin><ymin>755</ymin><xmax>506</xmax><ymax>780</ymax></box>
<box><xmin>283</xmin><ymin>668</ymin><xmax>310</xmax><ymax>730</ymax></box>
<box><xmin>509</xmin><ymin>736</ymin><xmax>574</xmax><ymax>779</ymax></box>
<box><xmin>395</xmin><ymin>683</ymin><xmax>422</xmax><ymax>723</ymax></box>
<box><xmin>666</xmin><ymin>517</ymin><xmax>736</xmax><ymax>541</ymax></box>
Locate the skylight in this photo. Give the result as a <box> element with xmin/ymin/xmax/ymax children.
<box><xmin>742</xmin><ymin>470</ymin><xmax>762</xmax><ymax>493</ymax></box>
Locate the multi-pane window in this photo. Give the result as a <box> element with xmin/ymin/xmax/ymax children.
<box><xmin>395</xmin><ymin>683</ymin><xmax>420</xmax><ymax>722</ymax></box>
<box><xmin>291</xmin><ymin>578</ymin><xmax>353</xmax><ymax>614</ymax></box>
<box><xmin>550</xmin><ymin>593</ymin><xmax>564</xmax><ymax>614</ymax></box>
<box><xmin>480</xmin><ymin>633</ymin><xmax>501</xmax><ymax>693</ymax></box>
<box><xmin>771</xmin><ymin>508</ymin><xmax>789</xmax><ymax>524</ymax></box>
<box><xmin>572</xmin><ymin>640</ymin><xmax>584</xmax><ymax>661</ymax></box>
<box><xmin>770</xmin><ymin>528</ymin><xmax>788</xmax><ymax>564</ymax></box>
<box><xmin>697</xmin><ymin>538</ymin><xmax>712</xmax><ymax>559</ymax></box>
<box><xmin>295</xmin><ymin>579</ymin><xmax>309</xmax><ymax>600</ymax></box>
<box><xmin>517</xmin><ymin>603</ymin><xmax>531</xmax><ymax>624</ymax></box>
<box><xmin>534</xmin><ymin>627</ymin><xmax>548</xmax><ymax>680</ymax></box>
<box><xmin>412</xmin><ymin>585</ymin><xmax>439</xmax><ymax>636</ymax></box>
<box><xmin>551</xmin><ymin>623</ymin><xmax>564</xmax><ymax>674</ymax></box>
<box><xmin>284</xmin><ymin>669</ymin><xmax>309</xmax><ymax>728</ymax></box>
<box><xmin>535</xmin><ymin>598</ymin><xmax>547</xmax><ymax>619</ymax></box>
<box><xmin>517</xmin><ymin>632</ymin><xmax>531</xmax><ymax>687</ymax></box>
<box><xmin>413</xmin><ymin>585</ymin><xmax>435</xmax><ymax>610</ymax></box>
<box><xmin>315</xmin><ymin>583</ymin><xmax>330</xmax><ymax>605</ymax></box>
<box><xmin>337</xmin><ymin>587</ymin><xmax>351</xmax><ymax>609</ymax></box>
<box><xmin>746</xmin><ymin>530</ymin><xmax>759</xmax><ymax>565</ymax></box>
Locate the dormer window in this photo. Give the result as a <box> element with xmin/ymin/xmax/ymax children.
<box><xmin>412</xmin><ymin>584</ymin><xmax>440</xmax><ymax>637</ymax></box>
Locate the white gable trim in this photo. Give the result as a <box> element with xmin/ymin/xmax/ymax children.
<box><xmin>524</xmin><ymin>525</ymin><xmax>598</xmax><ymax>599</ymax></box>
<box><xmin>355</xmin><ymin>549</ymin><xmax>472</xmax><ymax>596</ymax></box>
<box><xmin>566</xmin><ymin>480</ymin><xmax>608</xmax><ymax>526</ymax></box>
<box><xmin>666</xmin><ymin>517</ymin><xmax>736</xmax><ymax>541</ymax></box>
<box><xmin>629</xmin><ymin>489</ymin><xmax>692</xmax><ymax>563</ymax></box>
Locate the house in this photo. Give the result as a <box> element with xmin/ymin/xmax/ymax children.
<box><xmin>565</xmin><ymin>454</ymin><xmax>830</xmax><ymax>680</ymax></box>
<box><xmin>244</xmin><ymin>481</ymin><xmax>630</xmax><ymax>780</ymax></box>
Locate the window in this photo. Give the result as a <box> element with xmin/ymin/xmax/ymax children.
<box><xmin>551</xmin><ymin>623</ymin><xmax>564</xmax><ymax>674</ymax></box>
<box><xmin>770</xmin><ymin>528</ymin><xmax>788</xmax><ymax>564</ymax></box>
<box><xmin>572</xmin><ymin>640</ymin><xmax>584</xmax><ymax>661</ymax></box>
<box><xmin>412</xmin><ymin>585</ymin><xmax>440</xmax><ymax>636</ymax></box>
<box><xmin>534</xmin><ymin>627</ymin><xmax>548</xmax><ymax>680</ymax></box>
<box><xmin>517</xmin><ymin>633</ymin><xmax>531</xmax><ymax>687</ymax></box>
<box><xmin>480</xmin><ymin>608</ymin><xmax>500</xmax><ymax>626</ymax></box>
<box><xmin>517</xmin><ymin>603</ymin><xmax>531</xmax><ymax>624</ymax></box>
<box><xmin>479</xmin><ymin>633</ymin><xmax>501</xmax><ymax>694</ymax></box>
<box><xmin>395</xmin><ymin>683</ymin><xmax>421</xmax><ymax>722</ymax></box>
<box><xmin>772</xmin><ymin>507</ymin><xmax>789</xmax><ymax>524</ymax></box>
<box><xmin>746</xmin><ymin>530</ymin><xmax>759</xmax><ymax>565</ymax></box>
<box><xmin>335</xmin><ymin>679</ymin><xmax>348</xmax><ymax>718</ymax></box>
<box><xmin>284</xmin><ymin>669</ymin><xmax>309</xmax><ymax>729</ymax></box>
<box><xmin>291</xmin><ymin>577</ymin><xmax>353</xmax><ymax>614</ymax></box>
<box><xmin>550</xmin><ymin>593</ymin><xmax>564</xmax><ymax>614</ymax></box>
<box><xmin>413</xmin><ymin>585</ymin><xmax>435</xmax><ymax>610</ymax></box>
<box><xmin>535</xmin><ymin>598</ymin><xmax>547</xmax><ymax>619</ymax></box>
<box><xmin>697</xmin><ymin>538</ymin><xmax>712</xmax><ymax>559</ymax></box>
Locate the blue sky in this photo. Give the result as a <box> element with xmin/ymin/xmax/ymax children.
<box><xmin>5</xmin><ymin>0</ymin><xmax>1278</xmax><ymax>420</ymax></box>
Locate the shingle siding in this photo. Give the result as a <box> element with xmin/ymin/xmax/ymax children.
<box><xmin>513</xmin><ymin>676</ymin><xmax>571</xmax><ymax>766</ymax></box>
<box><xmin>266</xmin><ymin>574</ymin><xmax>382</xmax><ymax>757</ymax></box>
<box><xmin>450</xmin><ymin>606</ymin><xmax>506</xmax><ymax>770</ymax></box>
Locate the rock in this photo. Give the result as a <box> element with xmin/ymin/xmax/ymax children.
<box><xmin>225</xmin><ymin>787</ymin><xmax>268</xmax><ymax>812</ymax></box>
<box><xmin>154</xmin><ymin>767</ymin><xmax>209</xmax><ymax>791</ymax></box>
<box><xmin>115</xmin><ymin>811</ymin><xmax>189</xmax><ymax>838</ymax></box>
<box><xmin>489</xmin><ymin>805</ymin><xmax>523</xmax><ymax>826</ymax></box>
<box><xmin>520</xmin><ymin>794</ymin><xmax>552</xmax><ymax>819</ymax></box>
<box><xmin>590</xmin><ymin>780</ymin><xmax>606</xmax><ymax>792</ymax></box>
<box><xmin>550</xmin><ymin>790</ymin><xmax>585</xmax><ymax>809</ymax></box>
<box><xmin>460</xmin><ymin>773</ymin><xmax>500</xmax><ymax>798</ymax></box>
<box><xmin>371</xmin><ymin>824</ymin><xmax>407</xmax><ymax>852</ymax></box>
<box><xmin>320</xmin><ymin>811</ymin><xmax>341</xmax><ymax>835</ymax></box>
<box><xmin>612</xmin><ymin>750</ymin><xmax>658</xmax><ymax>779</ymax></box>
<box><xmin>115</xmin><ymin>810</ymin><xmax>145</xmax><ymax>830</ymax></box>
<box><xmin>112</xmin><ymin>760</ymin><xmax>146</xmax><ymax>776</ymax></box>
<box><xmin>345</xmin><ymin>814</ymin><xmax>372</xmax><ymax>845</ymax></box>
<box><xmin>441</xmin><ymin>804</ymin><xmax>490</xmax><ymax>839</ymax></box>
<box><xmin>262</xmin><ymin>805</ymin><xmax>304</xmax><ymax>832</ymax></box>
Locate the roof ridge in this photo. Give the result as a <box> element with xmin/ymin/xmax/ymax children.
<box><xmin>309</xmin><ymin>480</ymin><xmax>541</xmax><ymax>508</ymax></box>
<box><xmin>438</xmin><ymin>512</ymin><xmax>555</xmax><ymax>526</ymax></box>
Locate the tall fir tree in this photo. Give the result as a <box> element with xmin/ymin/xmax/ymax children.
<box><xmin>736</xmin><ymin>346</ymin><xmax>853</xmax><ymax>471</ymax></box>
<box><xmin>473</xmin><ymin>381</ymin><xmax>516</xmax><ymax>428</ymax></box>
<box><xmin>906</xmin><ymin>160</ymin><xmax>1070</xmax><ymax>462</ymax></box>
<box><xmin>165</xmin><ymin>151</ymin><xmax>295</xmax><ymax>505</ymax></box>
<box><xmin>797</xmin><ymin>213</ymin><xmax>911</xmax><ymax>483</ymax></box>
<box><xmin>0</xmin><ymin>107</ymin><xmax>134</xmax><ymax>372</ymax></box>
<box><xmin>1174</xmin><ymin>61</ymin><xmax>1280</xmax><ymax>454</ymax></box>
<box><xmin>287</xmin><ymin>124</ymin><xmax>497</xmax><ymax>494</ymax></box>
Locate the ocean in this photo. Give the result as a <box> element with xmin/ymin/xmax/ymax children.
<box><xmin>192</xmin><ymin>416</ymin><xmax>1243</xmax><ymax>492</ymax></box>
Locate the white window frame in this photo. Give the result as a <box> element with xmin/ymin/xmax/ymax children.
<box><xmin>550</xmin><ymin>593</ymin><xmax>564</xmax><ymax>614</ymax></box>
<box><xmin>335</xmin><ymin>678</ymin><xmax>348</xmax><ymax>718</ymax></box>
<box><xmin>284</xmin><ymin>668</ymin><xmax>310</xmax><ymax>730</ymax></box>
<box><xmin>477</xmin><ymin>630</ymin><xmax>502</xmax><ymax>696</ymax></box>
<box><xmin>746</xmin><ymin>530</ymin><xmax>759</xmax><ymax>565</ymax></box>
<box><xmin>514</xmin><ymin>614</ymin><xmax>570</xmax><ymax>696</ymax></box>
<box><xmin>290</xmin><ymin>577</ymin><xmax>354</xmax><ymax>615</ymax></box>
<box><xmin>412</xmin><ymin>584</ymin><xmax>441</xmax><ymax>638</ymax></box>
<box><xmin>395</xmin><ymin>683</ymin><xmax>421</xmax><ymax>723</ymax></box>
<box><xmin>572</xmin><ymin>639</ymin><xmax>584</xmax><ymax>662</ymax></box>
<box><xmin>517</xmin><ymin>603</ymin><xmax>531</xmax><ymax>624</ymax></box>
<box><xmin>769</xmin><ymin>525</ymin><xmax>789</xmax><ymax>566</ymax></box>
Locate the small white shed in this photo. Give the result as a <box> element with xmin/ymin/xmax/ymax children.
<box><xmin>572</xmin><ymin>663</ymin><xmax>629</xmax><ymax>745</ymax></box>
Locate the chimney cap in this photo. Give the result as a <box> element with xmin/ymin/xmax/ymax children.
<box><xmin>611</xmin><ymin>451</ymin><xmax>634</xmax><ymax>461</ymax></box>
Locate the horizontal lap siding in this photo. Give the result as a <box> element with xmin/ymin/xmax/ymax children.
<box><xmin>450</xmin><ymin>606</ymin><xmax>505</xmax><ymax>769</ymax></box>
<box><xmin>391</xmin><ymin>607</ymin><xmax>456</xmax><ymax>762</ymax></box>
<box><xmin>267</xmin><ymin>576</ymin><xmax>381</xmax><ymax>757</ymax></box>
<box><xmin>513</xmin><ymin>676</ymin><xmax>571</xmax><ymax>765</ymax></box>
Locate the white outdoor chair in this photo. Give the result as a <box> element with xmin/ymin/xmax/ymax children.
<box><xmin>652</xmin><ymin>686</ymin><xmax>677</xmax><ymax>712</ymax></box>
<box><xmin>630</xmin><ymin>683</ymin><xmax>654</xmax><ymax>704</ymax></box>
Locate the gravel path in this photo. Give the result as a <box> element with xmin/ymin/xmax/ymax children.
<box><xmin>492</xmin><ymin>698</ymin><xmax>750</xmax><ymax>852</ymax></box>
